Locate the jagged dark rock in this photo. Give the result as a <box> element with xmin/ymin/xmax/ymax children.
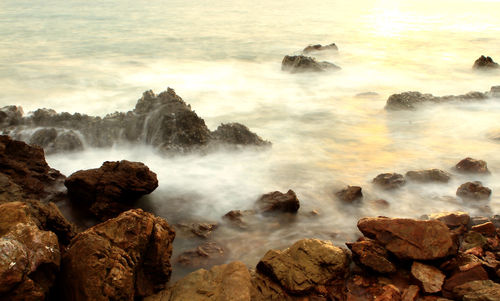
<box><xmin>302</xmin><ymin>43</ymin><xmax>338</xmax><ymax>53</ymax></box>
<box><xmin>1</xmin><ymin>88</ymin><xmax>269</xmax><ymax>153</ymax></box>
<box><xmin>255</xmin><ymin>189</ymin><xmax>300</xmax><ymax>214</ymax></box>
<box><xmin>281</xmin><ymin>55</ymin><xmax>341</xmax><ymax>73</ymax></box>
<box><xmin>456</xmin><ymin>181</ymin><xmax>492</xmax><ymax>201</ymax></box>
<box><xmin>473</xmin><ymin>55</ymin><xmax>500</xmax><ymax>70</ymax></box>
<box><xmin>372</xmin><ymin>173</ymin><xmax>406</xmax><ymax>190</ymax></box>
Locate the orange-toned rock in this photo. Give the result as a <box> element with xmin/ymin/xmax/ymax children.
<box><xmin>471</xmin><ymin>222</ymin><xmax>497</xmax><ymax>237</ymax></box>
<box><xmin>357</xmin><ymin>217</ymin><xmax>454</xmax><ymax>260</ymax></box>
<box><xmin>456</xmin><ymin>181</ymin><xmax>491</xmax><ymax>201</ymax></box>
<box><xmin>455</xmin><ymin>157</ymin><xmax>490</xmax><ymax>174</ymax></box>
<box><xmin>442</xmin><ymin>263</ymin><xmax>488</xmax><ymax>297</ymax></box>
<box><xmin>374</xmin><ymin>284</ymin><xmax>401</xmax><ymax>301</ymax></box>
<box><xmin>401</xmin><ymin>285</ymin><xmax>419</xmax><ymax>301</ymax></box>
<box><xmin>410</xmin><ymin>262</ymin><xmax>445</xmax><ymax>293</ymax></box>
<box><xmin>62</xmin><ymin>209</ymin><xmax>175</xmax><ymax>301</ymax></box>
<box><xmin>346</xmin><ymin>239</ymin><xmax>396</xmax><ymax>273</ymax></box>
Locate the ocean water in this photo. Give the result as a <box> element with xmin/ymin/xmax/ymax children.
<box><xmin>1</xmin><ymin>0</ymin><xmax>500</xmax><ymax>273</ymax></box>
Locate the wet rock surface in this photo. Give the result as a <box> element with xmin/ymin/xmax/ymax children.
<box><xmin>176</xmin><ymin>241</ymin><xmax>227</xmax><ymax>268</ymax></box>
<box><xmin>64</xmin><ymin>160</ymin><xmax>158</xmax><ymax>220</ymax></box>
<box><xmin>335</xmin><ymin>185</ymin><xmax>363</xmax><ymax>202</ymax></box>
<box><xmin>302</xmin><ymin>43</ymin><xmax>338</xmax><ymax>53</ymax></box>
<box><xmin>455</xmin><ymin>157</ymin><xmax>490</xmax><ymax>174</ymax></box>
<box><xmin>62</xmin><ymin>209</ymin><xmax>175</xmax><ymax>301</ymax></box>
<box><xmin>473</xmin><ymin>55</ymin><xmax>500</xmax><ymax>70</ymax></box>
<box><xmin>281</xmin><ymin>55</ymin><xmax>341</xmax><ymax>73</ymax></box>
<box><xmin>405</xmin><ymin>169</ymin><xmax>451</xmax><ymax>183</ymax></box>
<box><xmin>346</xmin><ymin>238</ymin><xmax>396</xmax><ymax>273</ymax></box>
<box><xmin>1</xmin><ymin>88</ymin><xmax>269</xmax><ymax>153</ymax></box>
<box><xmin>373</xmin><ymin>173</ymin><xmax>406</xmax><ymax>190</ymax></box>
<box><xmin>255</xmin><ymin>189</ymin><xmax>300</xmax><ymax>214</ymax></box>
<box><xmin>385</xmin><ymin>88</ymin><xmax>491</xmax><ymax>110</ymax></box>
<box><xmin>456</xmin><ymin>181</ymin><xmax>492</xmax><ymax>201</ymax></box>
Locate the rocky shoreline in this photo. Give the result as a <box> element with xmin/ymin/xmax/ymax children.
<box><xmin>0</xmin><ymin>134</ymin><xmax>498</xmax><ymax>300</ymax></box>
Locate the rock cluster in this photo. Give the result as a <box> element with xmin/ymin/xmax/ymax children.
<box><xmin>384</xmin><ymin>86</ymin><xmax>498</xmax><ymax>110</ymax></box>
<box><xmin>1</xmin><ymin>88</ymin><xmax>270</xmax><ymax>154</ymax></box>
<box><xmin>281</xmin><ymin>55</ymin><xmax>341</xmax><ymax>73</ymax></box>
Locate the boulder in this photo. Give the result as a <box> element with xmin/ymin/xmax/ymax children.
<box><xmin>255</xmin><ymin>189</ymin><xmax>300</xmax><ymax>214</ymax></box>
<box><xmin>453</xmin><ymin>280</ymin><xmax>500</xmax><ymax>301</ymax></box>
<box><xmin>372</xmin><ymin>173</ymin><xmax>406</xmax><ymax>190</ymax></box>
<box><xmin>455</xmin><ymin>157</ymin><xmax>490</xmax><ymax>174</ymax></box>
<box><xmin>64</xmin><ymin>160</ymin><xmax>158</xmax><ymax>220</ymax></box>
<box><xmin>62</xmin><ymin>209</ymin><xmax>175</xmax><ymax>300</ymax></box>
<box><xmin>473</xmin><ymin>55</ymin><xmax>500</xmax><ymax>70</ymax></box>
<box><xmin>401</xmin><ymin>285</ymin><xmax>419</xmax><ymax>301</ymax></box>
<box><xmin>176</xmin><ymin>241</ymin><xmax>227</xmax><ymax>268</ymax></box>
<box><xmin>346</xmin><ymin>238</ymin><xmax>396</xmax><ymax>273</ymax></box>
<box><xmin>374</xmin><ymin>284</ymin><xmax>401</xmax><ymax>301</ymax></box>
<box><xmin>256</xmin><ymin>238</ymin><xmax>349</xmax><ymax>294</ymax></box>
<box><xmin>405</xmin><ymin>169</ymin><xmax>451</xmax><ymax>183</ymax></box>
<box><xmin>0</xmin><ymin>202</ymin><xmax>61</xmax><ymax>300</ymax></box>
<box><xmin>303</xmin><ymin>43</ymin><xmax>338</xmax><ymax>53</ymax></box>
<box><xmin>429</xmin><ymin>211</ymin><xmax>470</xmax><ymax>229</ymax></box>
<box><xmin>357</xmin><ymin>217</ymin><xmax>454</xmax><ymax>260</ymax></box>
<box><xmin>456</xmin><ymin>181</ymin><xmax>491</xmax><ymax>201</ymax></box>
<box><xmin>335</xmin><ymin>185</ymin><xmax>363</xmax><ymax>203</ymax></box>
<box><xmin>52</xmin><ymin>130</ymin><xmax>84</xmax><ymax>153</ymax></box>
<box><xmin>145</xmin><ymin>261</ymin><xmax>253</xmax><ymax>301</ymax></box>
<box><xmin>442</xmin><ymin>263</ymin><xmax>488</xmax><ymax>297</ymax></box>
<box><xmin>410</xmin><ymin>262</ymin><xmax>445</xmax><ymax>293</ymax></box>
<box><xmin>471</xmin><ymin>222</ymin><xmax>497</xmax><ymax>237</ymax></box>
<box><xmin>0</xmin><ymin>135</ymin><xmax>65</xmax><ymax>200</ymax></box>
<box><xmin>385</xmin><ymin>91</ymin><xmax>488</xmax><ymax>110</ymax></box>
<box><xmin>281</xmin><ymin>55</ymin><xmax>340</xmax><ymax>73</ymax></box>
<box><xmin>29</xmin><ymin>128</ymin><xmax>58</xmax><ymax>149</ymax></box>
<box><xmin>212</xmin><ymin>123</ymin><xmax>270</xmax><ymax>146</ymax></box>
<box><xmin>0</xmin><ymin>105</ymin><xmax>23</xmax><ymax>127</ymax></box>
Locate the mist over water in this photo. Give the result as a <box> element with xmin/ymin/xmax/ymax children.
<box><xmin>1</xmin><ymin>0</ymin><xmax>500</xmax><ymax>272</ymax></box>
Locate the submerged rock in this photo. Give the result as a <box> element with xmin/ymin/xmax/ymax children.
<box><xmin>176</xmin><ymin>241</ymin><xmax>227</xmax><ymax>268</ymax></box>
<box><xmin>1</xmin><ymin>88</ymin><xmax>269</xmax><ymax>153</ymax></box>
<box><xmin>372</xmin><ymin>173</ymin><xmax>406</xmax><ymax>190</ymax></box>
<box><xmin>303</xmin><ymin>43</ymin><xmax>338</xmax><ymax>53</ymax></box>
<box><xmin>357</xmin><ymin>217</ymin><xmax>454</xmax><ymax>260</ymax></box>
<box><xmin>456</xmin><ymin>181</ymin><xmax>491</xmax><ymax>201</ymax></box>
<box><xmin>405</xmin><ymin>169</ymin><xmax>451</xmax><ymax>183</ymax></box>
<box><xmin>455</xmin><ymin>157</ymin><xmax>490</xmax><ymax>174</ymax></box>
<box><xmin>62</xmin><ymin>209</ymin><xmax>175</xmax><ymax>301</ymax></box>
<box><xmin>335</xmin><ymin>185</ymin><xmax>363</xmax><ymax>203</ymax></box>
<box><xmin>281</xmin><ymin>55</ymin><xmax>340</xmax><ymax>73</ymax></box>
<box><xmin>256</xmin><ymin>238</ymin><xmax>349</xmax><ymax>294</ymax></box>
<box><xmin>65</xmin><ymin>160</ymin><xmax>158</xmax><ymax>220</ymax></box>
<box><xmin>385</xmin><ymin>89</ymin><xmax>489</xmax><ymax>110</ymax></box>
<box><xmin>255</xmin><ymin>189</ymin><xmax>300</xmax><ymax>213</ymax></box>
<box><xmin>473</xmin><ymin>55</ymin><xmax>500</xmax><ymax>70</ymax></box>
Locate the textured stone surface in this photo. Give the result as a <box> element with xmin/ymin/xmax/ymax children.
<box><xmin>335</xmin><ymin>185</ymin><xmax>363</xmax><ymax>203</ymax></box>
<box><xmin>346</xmin><ymin>239</ymin><xmax>396</xmax><ymax>273</ymax></box>
<box><xmin>453</xmin><ymin>280</ymin><xmax>500</xmax><ymax>301</ymax></box>
<box><xmin>357</xmin><ymin>217</ymin><xmax>454</xmax><ymax>260</ymax></box>
<box><xmin>473</xmin><ymin>55</ymin><xmax>500</xmax><ymax>70</ymax></box>
<box><xmin>385</xmin><ymin>91</ymin><xmax>488</xmax><ymax>110</ymax></box>
<box><xmin>256</xmin><ymin>238</ymin><xmax>349</xmax><ymax>294</ymax></box>
<box><xmin>456</xmin><ymin>181</ymin><xmax>491</xmax><ymax>201</ymax></box>
<box><xmin>405</xmin><ymin>169</ymin><xmax>451</xmax><ymax>183</ymax></box>
<box><xmin>455</xmin><ymin>157</ymin><xmax>490</xmax><ymax>174</ymax></box>
<box><xmin>62</xmin><ymin>209</ymin><xmax>175</xmax><ymax>301</ymax></box>
<box><xmin>281</xmin><ymin>55</ymin><xmax>340</xmax><ymax>73</ymax></box>
<box><xmin>303</xmin><ymin>43</ymin><xmax>338</xmax><ymax>53</ymax></box>
<box><xmin>255</xmin><ymin>190</ymin><xmax>300</xmax><ymax>214</ymax></box>
<box><xmin>411</xmin><ymin>262</ymin><xmax>445</xmax><ymax>293</ymax></box>
<box><xmin>372</xmin><ymin>173</ymin><xmax>406</xmax><ymax>190</ymax></box>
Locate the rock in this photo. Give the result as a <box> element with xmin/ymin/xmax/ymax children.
<box><xmin>461</xmin><ymin>232</ymin><xmax>488</xmax><ymax>250</ymax></box>
<box><xmin>401</xmin><ymin>285</ymin><xmax>419</xmax><ymax>301</ymax></box>
<box><xmin>250</xmin><ymin>270</ymin><xmax>291</xmax><ymax>300</ymax></box>
<box><xmin>410</xmin><ymin>262</ymin><xmax>445</xmax><ymax>293</ymax></box>
<box><xmin>453</xmin><ymin>280</ymin><xmax>500</xmax><ymax>301</ymax></box>
<box><xmin>145</xmin><ymin>261</ymin><xmax>253</xmax><ymax>301</ymax></box>
<box><xmin>0</xmin><ymin>135</ymin><xmax>65</xmax><ymax>200</ymax></box>
<box><xmin>473</xmin><ymin>55</ymin><xmax>500</xmax><ymax>70</ymax></box>
<box><xmin>442</xmin><ymin>263</ymin><xmax>489</xmax><ymax>297</ymax></box>
<box><xmin>62</xmin><ymin>209</ymin><xmax>175</xmax><ymax>300</ymax></box>
<box><xmin>3</xmin><ymin>88</ymin><xmax>269</xmax><ymax>153</ymax></box>
<box><xmin>29</xmin><ymin>128</ymin><xmax>58</xmax><ymax>148</ymax></box>
<box><xmin>212</xmin><ymin>123</ymin><xmax>270</xmax><ymax>146</ymax></box>
<box><xmin>281</xmin><ymin>55</ymin><xmax>341</xmax><ymax>73</ymax></box>
<box><xmin>456</xmin><ymin>181</ymin><xmax>491</xmax><ymax>201</ymax></box>
<box><xmin>455</xmin><ymin>157</ymin><xmax>490</xmax><ymax>174</ymax></box>
<box><xmin>429</xmin><ymin>211</ymin><xmax>470</xmax><ymax>228</ymax></box>
<box><xmin>346</xmin><ymin>238</ymin><xmax>396</xmax><ymax>273</ymax></box>
<box><xmin>176</xmin><ymin>241</ymin><xmax>227</xmax><ymax>268</ymax></box>
<box><xmin>357</xmin><ymin>217</ymin><xmax>454</xmax><ymax>260</ymax></box>
<box><xmin>335</xmin><ymin>185</ymin><xmax>363</xmax><ymax>203</ymax></box>
<box><xmin>64</xmin><ymin>160</ymin><xmax>158</xmax><ymax>220</ymax></box>
<box><xmin>371</xmin><ymin>199</ymin><xmax>390</xmax><ymax>208</ymax></box>
<box><xmin>255</xmin><ymin>190</ymin><xmax>300</xmax><ymax>214</ymax></box>
<box><xmin>0</xmin><ymin>105</ymin><xmax>23</xmax><ymax>127</ymax></box>
<box><xmin>0</xmin><ymin>202</ymin><xmax>61</xmax><ymax>300</ymax></box>
<box><xmin>174</xmin><ymin>222</ymin><xmax>218</xmax><ymax>239</ymax></box>
<box><xmin>385</xmin><ymin>91</ymin><xmax>488</xmax><ymax>110</ymax></box>
<box><xmin>355</xmin><ymin>92</ymin><xmax>380</xmax><ymax>98</ymax></box>
<box><xmin>372</xmin><ymin>173</ymin><xmax>406</xmax><ymax>190</ymax></box>
<box><xmin>490</xmin><ymin>86</ymin><xmax>500</xmax><ymax>97</ymax></box>
<box><xmin>256</xmin><ymin>238</ymin><xmax>349</xmax><ymax>294</ymax></box>
<box><xmin>374</xmin><ymin>284</ymin><xmax>401</xmax><ymax>301</ymax></box>
<box><xmin>223</xmin><ymin>210</ymin><xmax>254</xmax><ymax>229</ymax></box>
<box><xmin>471</xmin><ymin>222</ymin><xmax>497</xmax><ymax>237</ymax></box>
<box><xmin>303</xmin><ymin>43</ymin><xmax>338</xmax><ymax>53</ymax></box>
<box><xmin>405</xmin><ymin>169</ymin><xmax>451</xmax><ymax>183</ymax></box>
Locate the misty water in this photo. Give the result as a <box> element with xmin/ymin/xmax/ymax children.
<box><xmin>1</xmin><ymin>0</ymin><xmax>500</xmax><ymax>277</ymax></box>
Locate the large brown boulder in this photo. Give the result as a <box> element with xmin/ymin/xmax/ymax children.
<box><xmin>0</xmin><ymin>135</ymin><xmax>64</xmax><ymax>200</ymax></box>
<box><xmin>455</xmin><ymin>157</ymin><xmax>490</xmax><ymax>174</ymax></box>
<box><xmin>0</xmin><ymin>202</ymin><xmax>61</xmax><ymax>300</ymax></box>
<box><xmin>456</xmin><ymin>181</ymin><xmax>491</xmax><ymax>201</ymax></box>
<box><xmin>255</xmin><ymin>190</ymin><xmax>300</xmax><ymax>214</ymax></box>
<box><xmin>372</xmin><ymin>173</ymin><xmax>406</xmax><ymax>190</ymax></box>
<box><xmin>64</xmin><ymin>160</ymin><xmax>158</xmax><ymax>220</ymax></box>
<box><xmin>357</xmin><ymin>217</ymin><xmax>454</xmax><ymax>260</ymax></box>
<box><xmin>256</xmin><ymin>238</ymin><xmax>349</xmax><ymax>294</ymax></box>
<box><xmin>145</xmin><ymin>261</ymin><xmax>253</xmax><ymax>301</ymax></box>
<box><xmin>62</xmin><ymin>209</ymin><xmax>175</xmax><ymax>301</ymax></box>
